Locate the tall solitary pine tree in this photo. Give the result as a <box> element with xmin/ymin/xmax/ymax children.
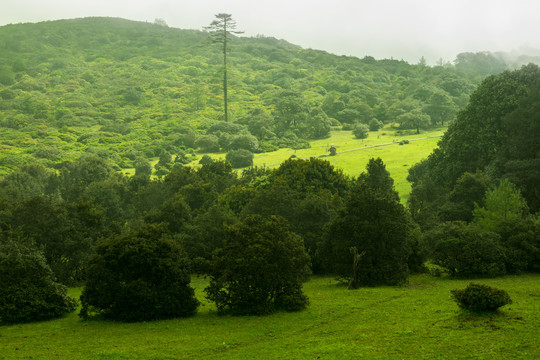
<box><xmin>205</xmin><ymin>14</ymin><xmax>243</xmax><ymax>122</ymax></box>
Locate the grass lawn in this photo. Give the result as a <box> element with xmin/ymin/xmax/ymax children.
<box><xmin>190</xmin><ymin>127</ymin><xmax>444</xmax><ymax>203</ymax></box>
<box><xmin>1</xmin><ymin>274</ymin><xmax>539</xmax><ymax>359</ymax></box>
<box><xmin>252</xmin><ymin>127</ymin><xmax>444</xmax><ymax>202</ymax></box>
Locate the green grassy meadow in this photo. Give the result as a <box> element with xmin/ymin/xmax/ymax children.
<box><xmin>1</xmin><ymin>274</ymin><xmax>538</xmax><ymax>359</ymax></box>
<box><xmin>188</xmin><ymin>127</ymin><xmax>444</xmax><ymax>203</ymax></box>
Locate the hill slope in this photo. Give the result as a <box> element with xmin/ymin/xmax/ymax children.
<box><xmin>0</xmin><ymin>17</ymin><xmax>478</xmax><ymax>175</ymax></box>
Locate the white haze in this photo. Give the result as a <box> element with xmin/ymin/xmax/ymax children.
<box><xmin>2</xmin><ymin>0</ymin><xmax>540</xmax><ymax>64</ymax></box>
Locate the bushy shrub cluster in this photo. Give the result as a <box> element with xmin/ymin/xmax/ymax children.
<box><xmin>451</xmin><ymin>283</ymin><xmax>512</xmax><ymax>312</ymax></box>
<box><xmin>0</xmin><ymin>239</ymin><xmax>77</xmax><ymax>323</ymax></box>
<box><xmin>80</xmin><ymin>224</ymin><xmax>199</xmax><ymax>322</ymax></box>
<box><xmin>422</xmin><ymin>222</ymin><xmax>507</xmax><ymax>278</ymax></box>
<box><xmin>225</xmin><ymin>149</ymin><xmax>254</xmax><ymax>168</ymax></box>
<box><xmin>205</xmin><ymin>215</ymin><xmax>310</xmax><ymax>315</ymax></box>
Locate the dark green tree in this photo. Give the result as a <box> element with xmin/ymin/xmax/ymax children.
<box><xmin>9</xmin><ymin>196</ymin><xmax>104</xmax><ymax>284</ymax></box>
<box><xmin>439</xmin><ymin>171</ymin><xmax>492</xmax><ymax>222</ymax></box>
<box><xmin>134</xmin><ymin>157</ymin><xmax>152</xmax><ymax>177</ymax></box>
<box><xmin>357</xmin><ymin>157</ymin><xmax>399</xmax><ymax>201</ymax></box>
<box><xmin>205</xmin><ymin>215</ymin><xmax>310</xmax><ymax>315</ymax></box>
<box><xmin>80</xmin><ymin>224</ymin><xmax>199</xmax><ymax>322</ymax></box>
<box><xmin>0</xmin><ymin>236</ymin><xmax>77</xmax><ymax>323</ymax></box>
<box><xmin>422</xmin><ymin>222</ymin><xmax>506</xmax><ymax>278</ymax></box>
<box><xmin>322</xmin><ymin>159</ymin><xmax>409</xmax><ymax>285</ymax></box>
<box><xmin>273</xmin><ymin>90</ymin><xmax>311</xmax><ymax>136</ymax></box>
<box><xmin>397</xmin><ymin>109</ymin><xmax>431</xmax><ymax>134</ymax></box>
<box><xmin>205</xmin><ymin>13</ymin><xmax>243</xmax><ymax>122</ymax></box>
<box><xmin>226</xmin><ymin>149</ymin><xmax>254</xmax><ymax>168</ymax></box>
<box><xmin>229</xmin><ymin>134</ymin><xmax>259</xmax><ymax>152</ymax></box>
<box><xmin>195</xmin><ymin>135</ymin><xmax>220</xmax><ymax>153</ymax></box>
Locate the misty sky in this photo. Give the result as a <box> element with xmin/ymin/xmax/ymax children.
<box><xmin>2</xmin><ymin>0</ymin><xmax>540</xmax><ymax>64</ymax></box>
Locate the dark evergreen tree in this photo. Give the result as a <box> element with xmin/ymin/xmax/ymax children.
<box><xmin>0</xmin><ymin>236</ymin><xmax>77</xmax><ymax>323</ymax></box>
<box><xmin>322</xmin><ymin>159</ymin><xmax>410</xmax><ymax>285</ymax></box>
<box><xmin>80</xmin><ymin>224</ymin><xmax>199</xmax><ymax>322</ymax></box>
<box><xmin>205</xmin><ymin>215</ymin><xmax>310</xmax><ymax>315</ymax></box>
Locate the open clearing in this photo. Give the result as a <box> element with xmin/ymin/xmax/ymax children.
<box><xmin>1</xmin><ymin>274</ymin><xmax>539</xmax><ymax>359</ymax></box>
<box><xmin>201</xmin><ymin>127</ymin><xmax>445</xmax><ymax>203</ymax></box>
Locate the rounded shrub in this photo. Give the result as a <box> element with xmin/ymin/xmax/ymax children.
<box><xmin>205</xmin><ymin>215</ymin><xmax>310</xmax><ymax>315</ymax></box>
<box><xmin>451</xmin><ymin>283</ymin><xmax>512</xmax><ymax>312</ymax></box>
<box><xmin>225</xmin><ymin>149</ymin><xmax>254</xmax><ymax>168</ymax></box>
<box><xmin>80</xmin><ymin>224</ymin><xmax>199</xmax><ymax>322</ymax></box>
<box><xmin>0</xmin><ymin>239</ymin><xmax>77</xmax><ymax>324</ymax></box>
<box><xmin>423</xmin><ymin>222</ymin><xmax>507</xmax><ymax>278</ymax></box>
<box><xmin>369</xmin><ymin>118</ymin><xmax>383</xmax><ymax>131</ymax></box>
<box><xmin>353</xmin><ymin>123</ymin><xmax>369</xmax><ymax>139</ymax></box>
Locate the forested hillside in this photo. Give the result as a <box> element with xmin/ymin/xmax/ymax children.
<box><xmin>1</xmin><ymin>17</ymin><xmax>540</xmax><ymax>329</ymax></box>
<box><xmin>0</xmin><ymin>17</ymin><xmax>481</xmax><ymax>176</ymax></box>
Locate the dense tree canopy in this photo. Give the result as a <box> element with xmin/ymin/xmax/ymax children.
<box><xmin>80</xmin><ymin>224</ymin><xmax>199</xmax><ymax>322</ymax></box>
<box><xmin>0</xmin><ymin>236</ymin><xmax>77</xmax><ymax>323</ymax></box>
<box><xmin>205</xmin><ymin>215</ymin><xmax>310</xmax><ymax>315</ymax></box>
<box><xmin>0</xmin><ymin>17</ymin><xmax>483</xmax><ymax>177</ymax></box>
<box><xmin>409</xmin><ymin>64</ymin><xmax>540</xmax><ymax>229</ymax></box>
<box><xmin>322</xmin><ymin>158</ymin><xmax>411</xmax><ymax>286</ymax></box>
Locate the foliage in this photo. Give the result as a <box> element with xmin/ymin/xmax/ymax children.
<box><xmin>0</xmin><ymin>236</ymin><xmax>77</xmax><ymax>323</ymax></box>
<box><xmin>228</xmin><ymin>134</ymin><xmax>259</xmax><ymax>152</ymax></box>
<box><xmin>322</xmin><ymin>159</ymin><xmax>410</xmax><ymax>285</ymax></box>
<box><xmin>451</xmin><ymin>283</ymin><xmax>512</xmax><ymax>312</ymax></box>
<box><xmin>368</xmin><ymin>118</ymin><xmax>383</xmax><ymax>131</ymax></box>
<box><xmin>204</xmin><ymin>13</ymin><xmax>242</xmax><ymax>122</ymax></box>
<box><xmin>6</xmin><ymin>196</ymin><xmax>105</xmax><ymax>284</ymax></box>
<box><xmin>397</xmin><ymin>109</ymin><xmax>431</xmax><ymax>134</ymax></box>
<box><xmin>439</xmin><ymin>171</ymin><xmax>492</xmax><ymax>222</ymax></box>
<box><xmin>134</xmin><ymin>157</ymin><xmax>152</xmax><ymax>176</ymax></box>
<box><xmin>473</xmin><ymin>179</ymin><xmax>529</xmax><ymax>235</ymax></box>
<box><xmin>422</xmin><ymin>222</ymin><xmax>507</xmax><ymax>278</ymax></box>
<box><xmin>80</xmin><ymin>224</ymin><xmax>199</xmax><ymax>322</ymax></box>
<box><xmin>225</xmin><ymin>149</ymin><xmax>254</xmax><ymax>168</ymax></box>
<box><xmin>195</xmin><ymin>135</ymin><xmax>220</xmax><ymax>153</ymax></box>
<box><xmin>408</xmin><ymin>64</ymin><xmax>540</xmax><ymax>228</ymax></box>
<box><xmin>352</xmin><ymin>123</ymin><xmax>369</xmax><ymax>139</ymax></box>
<box><xmin>198</xmin><ymin>154</ymin><xmax>212</xmax><ymax>165</ymax></box>
<box><xmin>0</xmin><ymin>18</ymin><xmax>478</xmax><ymax>175</ymax></box>
<box><xmin>204</xmin><ymin>215</ymin><xmax>310</xmax><ymax>315</ymax></box>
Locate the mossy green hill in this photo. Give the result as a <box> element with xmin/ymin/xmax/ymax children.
<box><xmin>0</xmin><ymin>17</ymin><xmax>477</xmax><ymax>176</ymax></box>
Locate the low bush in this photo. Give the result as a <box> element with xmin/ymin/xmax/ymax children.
<box><xmin>353</xmin><ymin>124</ymin><xmax>369</xmax><ymax>139</ymax></box>
<box><xmin>451</xmin><ymin>283</ymin><xmax>512</xmax><ymax>312</ymax></box>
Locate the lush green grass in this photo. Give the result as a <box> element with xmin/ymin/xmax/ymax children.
<box><xmin>1</xmin><ymin>274</ymin><xmax>539</xmax><ymax>359</ymax></box>
<box><xmin>138</xmin><ymin>127</ymin><xmax>443</xmax><ymax>202</ymax></box>
<box><xmin>255</xmin><ymin>127</ymin><xmax>443</xmax><ymax>202</ymax></box>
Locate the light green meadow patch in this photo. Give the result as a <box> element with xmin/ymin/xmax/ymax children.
<box><xmin>148</xmin><ymin>128</ymin><xmax>443</xmax><ymax>201</ymax></box>
<box><xmin>252</xmin><ymin>128</ymin><xmax>444</xmax><ymax>202</ymax></box>
<box><xmin>1</xmin><ymin>274</ymin><xmax>539</xmax><ymax>359</ymax></box>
